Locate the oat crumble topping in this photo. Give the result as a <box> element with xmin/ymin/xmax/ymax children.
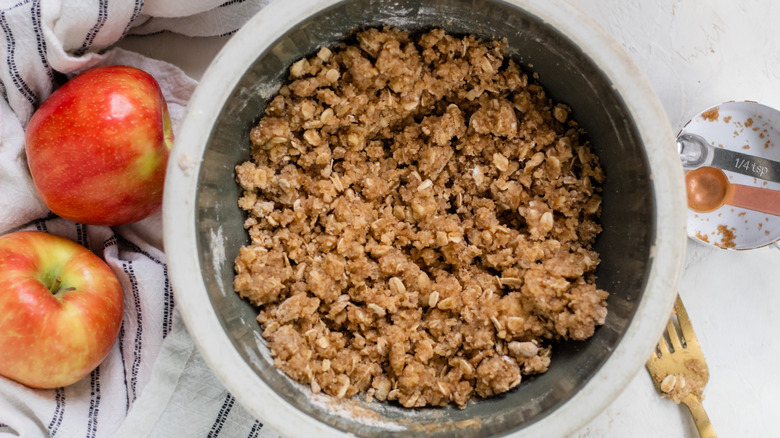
<box><xmin>656</xmin><ymin>358</ymin><xmax>709</xmax><ymax>403</ymax></box>
<box><xmin>233</xmin><ymin>27</ymin><xmax>608</xmax><ymax>408</ymax></box>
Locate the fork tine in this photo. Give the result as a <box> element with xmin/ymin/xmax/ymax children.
<box><xmin>666</xmin><ymin>318</ymin><xmax>683</xmax><ymax>351</ymax></box>
<box><xmin>674</xmin><ymin>295</ymin><xmax>701</xmax><ymax>348</ymax></box>
<box><xmin>656</xmin><ymin>332</ymin><xmax>671</xmax><ymax>357</ymax></box>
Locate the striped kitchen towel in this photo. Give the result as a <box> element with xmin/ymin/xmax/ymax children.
<box><xmin>0</xmin><ymin>1</ymin><xmax>278</xmax><ymax>437</ymax></box>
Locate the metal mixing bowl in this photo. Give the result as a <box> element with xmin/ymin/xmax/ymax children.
<box><xmin>163</xmin><ymin>0</ymin><xmax>687</xmax><ymax>436</ymax></box>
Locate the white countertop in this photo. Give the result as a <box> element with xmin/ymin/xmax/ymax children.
<box><xmin>117</xmin><ymin>1</ymin><xmax>780</xmax><ymax>436</ymax></box>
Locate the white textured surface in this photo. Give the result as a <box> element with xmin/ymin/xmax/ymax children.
<box><xmin>118</xmin><ymin>1</ymin><xmax>780</xmax><ymax>436</ymax></box>
<box><xmin>572</xmin><ymin>1</ymin><xmax>780</xmax><ymax>437</ymax></box>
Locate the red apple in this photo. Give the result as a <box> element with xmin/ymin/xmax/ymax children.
<box><xmin>0</xmin><ymin>230</ymin><xmax>123</xmax><ymax>389</ymax></box>
<box><xmin>25</xmin><ymin>65</ymin><xmax>174</xmax><ymax>226</ymax></box>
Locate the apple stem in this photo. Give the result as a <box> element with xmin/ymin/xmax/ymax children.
<box><xmin>50</xmin><ymin>277</ymin><xmax>62</xmax><ymax>295</ymax></box>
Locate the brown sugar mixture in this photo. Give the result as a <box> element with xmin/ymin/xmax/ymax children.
<box><xmin>715</xmin><ymin>224</ymin><xmax>736</xmax><ymax>248</ymax></box>
<box><xmin>233</xmin><ymin>27</ymin><xmax>608</xmax><ymax>408</ymax></box>
<box><xmin>701</xmin><ymin>106</ymin><xmax>719</xmax><ymax>122</ymax></box>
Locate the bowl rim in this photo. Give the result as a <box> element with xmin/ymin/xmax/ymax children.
<box><xmin>163</xmin><ymin>0</ymin><xmax>687</xmax><ymax>436</ymax></box>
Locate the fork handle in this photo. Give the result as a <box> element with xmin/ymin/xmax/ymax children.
<box><xmin>682</xmin><ymin>394</ymin><xmax>717</xmax><ymax>438</ymax></box>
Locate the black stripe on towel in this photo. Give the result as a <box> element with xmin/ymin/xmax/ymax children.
<box><xmin>102</xmin><ymin>235</ymin><xmax>137</xmax><ymax>411</ymax></box>
<box><xmin>0</xmin><ymin>1</ymin><xmax>30</xmax><ymax>12</ymax></box>
<box><xmin>46</xmin><ymin>387</ymin><xmax>66</xmax><ymax>436</ymax></box>
<box><xmin>216</xmin><ymin>29</ymin><xmax>239</xmax><ymax>37</ymax></box>
<box><xmin>247</xmin><ymin>419</ymin><xmax>264</xmax><ymax>438</ymax></box>
<box><xmin>31</xmin><ymin>0</ymin><xmax>52</xmax><ymax>81</ymax></box>
<box><xmin>120</xmin><ymin>0</ymin><xmax>143</xmax><ymax>38</ymax></box>
<box><xmin>0</xmin><ymin>0</ymin><xmax>29</xmax><ymax>101</ymax></box>
<box><xmin>220</xmin><ymin>0</ymin><xmax>248</xmax><ymax>7</ymax></box>
<box><xmin>33</xmin><ymin>217</ymin><xmax>48</xmax><ymax>232</ymax></box>
<box><xmin>116</xmin><ymin>234</ymin><xmax>164</xmax><ymax>265</ymax></box>
<box><xmin>103</xmin><ymin>234</ymin><xmax>118</xmax><ymax>251</ymax></box>
<box><xmin>0</xmin><ymin>10</ymin><xmax>36</xmax><ymax>104</ymax></box>
<box><xmin>117</xmin><ymin>321</ymin><xmax>130</xmax><ymax>413</ymax></box>
<box><xmin>207</xmin><ymin>394</ymin><xmax>235</xmax><ymax>438</ymax></box>
<box><xmin>115</xmin><ymin>235</ymin><xmax>172</xmax><ymax>337</ymax></box>
<box><xmin>75</xmin><ymin>222</ymin><xmax>88</xmax><ymax>248</ymax></box>
<box><xmin>121</xmin><ymin>261</ymin><xmax>144</xmax><ymax>402</ymax></box>
<box><xmin>85</xmin><ymin>367</ymin><xmax>102</xmax><ymax>438</ymax></box>
<box><xmin>162</xmin><ymin>265</ymin><xmax>173</xmax><ymax>337</ymax></box>
<box><xmin>74</xmin><ymin>0</ymin><xmax>108</xmax><ymax>57</ymax></box>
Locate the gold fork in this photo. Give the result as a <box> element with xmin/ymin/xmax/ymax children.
<box><xmin>646</xmin><ymin>294</ymin><xmax>717</xmax><ymax>438</ymax></box>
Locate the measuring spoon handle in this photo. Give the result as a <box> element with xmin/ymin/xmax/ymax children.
<box><xmin>710</xmin><ymin>148</ymin><xmax>780</xmax><ymax>183</ymax></box>
<box><xmin>726</xmin><ymin>184</ymin><xmax>780</xmax><ymax>216</ymax></box>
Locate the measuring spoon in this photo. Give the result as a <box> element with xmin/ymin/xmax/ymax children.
<box><xmin>677</xmin><ymin>132</ymin><xmax>780</xmax><ymax>183</ymax></box>
<box><xmin>685</xmin><ymin>166</ymin><xmax>780</xmax><ymax>215</ymax></box>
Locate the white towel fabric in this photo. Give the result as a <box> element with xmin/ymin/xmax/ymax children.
<box><xmin>0</xmin><ymin>1</ymin><xmax>279</xmax><ymax>437</ymax></box>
